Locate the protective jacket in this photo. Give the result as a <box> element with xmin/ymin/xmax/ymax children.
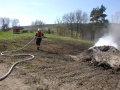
<box><xmin>35</xmin><ymin>32</ymin><xmax>44</xmax><ymax>38</ymax></box>
<box><xmin>35</xmin><ymin>31</ymin><xmax>44</xmax><ymax>47</ymax></box>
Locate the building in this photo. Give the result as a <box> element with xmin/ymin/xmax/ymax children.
<box><xmin>13</xmin><ymin>26</ymin><xmax>20</xmax><ymax>34</ymax></box>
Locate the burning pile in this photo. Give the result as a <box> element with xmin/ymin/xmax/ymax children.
<box><xmin>74</xmin><ymin>46</ymin><xmax>120</xmax><ymax>70</ymax></box>
<box><xmin>74</xmin><ymin>24</ymin><xmax>120</xmax><ymax>71</ymax></box>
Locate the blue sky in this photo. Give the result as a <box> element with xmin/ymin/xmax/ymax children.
<box><xmin>0</xmin><ymin>0</ymin><xmax>119</xmax><ymax>26</ymax></box>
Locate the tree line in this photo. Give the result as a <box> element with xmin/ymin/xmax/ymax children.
<box><xmin>0</xmin><ymin>5</ymin><xmax>108</xmax><ymax>41</ymax></box>
<box><xmin>1</xmin><ymin>5</ymin><xmax>120</xmax><ymax>41</ymax></box>
<box><xmin>54</xmin><ymin>5</ymin><xmax>109</xmax><ymax>41</ymax></box>
<box><xmin>0</xmin><ymin>17</ymin><xmax>19</xmax><ymax>31</ymax></box>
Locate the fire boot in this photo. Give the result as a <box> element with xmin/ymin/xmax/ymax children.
<box><xmin>37</xmin><ymin>47</ymin><xmax>39</xmax><ymax>50</ymax></box>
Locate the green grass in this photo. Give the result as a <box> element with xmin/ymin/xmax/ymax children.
<box><xmin>0</xmin><ymin>30</ymin><xmax>93</xmax><ymax>45</ymax></box>
<box><xmin>45</xmin><ymin>34</ymin><xmax>93</xmax><ymax>45</ymax></box>
<box><xmin>0</xmin><ymin>30</ymin><xmax>35</xmax><ymax>40</ymax></box>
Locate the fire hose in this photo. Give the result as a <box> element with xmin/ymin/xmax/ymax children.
<box><xmin>0</xmin><ymin>38</ymin><xmax>35</xmax><ymax>81</ymax></box>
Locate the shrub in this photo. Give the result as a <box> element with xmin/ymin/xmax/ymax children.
<box><xmin>21</xmin><ymin>30</ymin><xmax>28</xmax><ymax>33</ymax></box>
<box><xmin>29</xmin><ymin>31</ymin><xmax>34</xmax><ymax>33</ymax></box>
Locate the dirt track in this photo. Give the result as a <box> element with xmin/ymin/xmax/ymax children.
<box><xmin>0</xmin><ymin>37</ymin><xmax>120</xmax><ymax>90</ymax></box>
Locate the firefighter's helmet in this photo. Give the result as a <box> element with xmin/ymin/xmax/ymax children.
<box><xmin>38</xmin><ymin>28</ymin><xmax>41</xmax><ymax>31</ymax></box>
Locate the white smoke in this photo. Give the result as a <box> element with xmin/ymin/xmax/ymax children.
<box><xmin>94</xmin><ymin>24</ymin><xmax>120</xmax><ymax>50</ymax></box>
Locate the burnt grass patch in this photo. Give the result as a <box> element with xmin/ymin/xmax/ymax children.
<box><xmin>0</xmin><ymin>37</ymin><xmax>120</xmax><ymax>90</ymax></box>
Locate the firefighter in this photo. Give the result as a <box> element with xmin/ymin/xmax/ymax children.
<box><xmin>35</xmin><ymin>29</ymin><xmax>44</xmax><ymax>50</ymax></box>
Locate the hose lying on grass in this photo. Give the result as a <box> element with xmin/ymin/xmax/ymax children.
<box><xmin>0</xmin><ymin>38</ymin><xmax>35</xmax><ymax>81</ymax></box>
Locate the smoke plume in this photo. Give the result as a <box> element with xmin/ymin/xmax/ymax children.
<box><xmin>94</xmin><ymin>24</ymin><xmax>120</xmax><ymax>50</ymax></box>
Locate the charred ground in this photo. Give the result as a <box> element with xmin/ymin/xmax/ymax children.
<box><xmin>0</xmin><ymin>37</ymin><xmax>120</xmax><ymax>90</ymax></box>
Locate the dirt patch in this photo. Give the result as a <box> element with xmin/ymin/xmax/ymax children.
<box><xmin>0</xmin><ymin>37</ymin><xmax>120</xmax><ymax>90</ymax></box>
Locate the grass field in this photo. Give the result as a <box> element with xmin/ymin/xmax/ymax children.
<box><xmin>0</xmin><ymin>30</ymin><xmax>93</xmax><ymax>45</ymax></box>
<box><xmin>0</xmin><ymin>30</ymin><xmax>35</xmax><ymax>40</ymax></box>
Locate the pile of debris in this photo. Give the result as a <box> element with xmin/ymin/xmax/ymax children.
<box><xmin>74</xmin><ymin>46</ymin><xmax>120</xmax><ymax>71</ymax></box>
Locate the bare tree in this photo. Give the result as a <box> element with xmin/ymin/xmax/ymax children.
<box><xmin>74</xmin><ymin>10</ymin><xmax>82</xmax><ymax>38</ymax></box>
<box><xmin>80</xmin><ymin>12</ymin><xmax>88</xmax><ymax>39</ymax></box>
<box><xmin>0</xmin><ymin>17</ymin><xmax>10</xmax><ymax>31</ymax></box>
<box><xmin>62</xmin><ymin>10</ymin><xmax>88</xmax><ymax>39</ymax></box>
<box><xmin>35</xmin><ymin>19</ymin><xmax>45</xmax><ymax>28</ymax></box>
<box><xmin>11</xmin><ymin>19</ymin><xmax>19</xmax><ymax>27</ymax></box>
<box><xmin>30</xmin><ymin>21</ymin><xmax>36</xmax><ymax>31</ymax></box>
<box><xmin>111</xmin><ymin>12</ymin><xmax>120</xmax><ymax>23</ymax></box>
<box><xmin>54</xmin><ymin>18</ymin><xmax>67</xmax><ymax>36</ymax></box>
<box><xmin>82</xmin><ymin>12</ymin><xmax>88</xmax><ymax>23</ymax></box>
<box><xmin>62</xmin><ymin>12</ymin><xmax>75</xmax><ymax>37</ymax></box>
<box><xmin>30</xmin><ymin>19</ymin><xmax>45</xmax><ymax>31</ymax></box>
